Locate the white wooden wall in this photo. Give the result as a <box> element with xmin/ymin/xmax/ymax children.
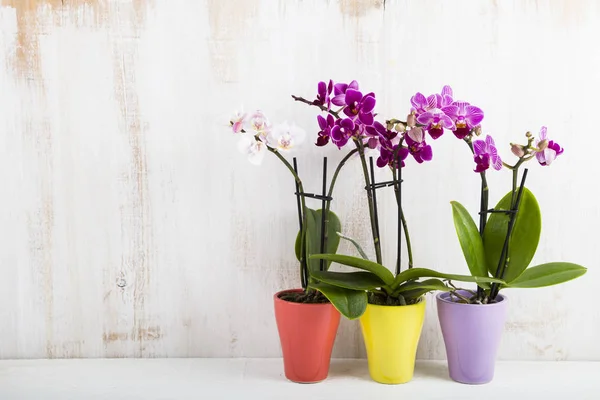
<box><xmin>0</xmin><ymin>0</ymin><xmax>598</xmax><ymax>360</ymax></box>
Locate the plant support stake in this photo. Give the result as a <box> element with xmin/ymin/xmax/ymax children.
<box><xmin>319</xmin><ymin>157</ymin><xmax>328</xmax><ymax>271</ymax></box>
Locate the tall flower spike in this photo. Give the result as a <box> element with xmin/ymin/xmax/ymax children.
<box><xmin>534</xmin><ymin>126</ymin><xmax>564</xmax><ymax>166</ymax></box>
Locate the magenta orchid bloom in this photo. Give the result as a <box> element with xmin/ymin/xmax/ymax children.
<box><xmin>473</xmin><ymin>135</ymin><xmax>502</xmax><ymax>173</ymax></box>
<box><xmin>331</xmin><ymin>118</ymin><xmax>356</xmax><ymax>148</ymax></box>
<box><xmin>331</xmin><ymin>80</ymin><xmax>360</xmax><ymax>107</ymax></box>
<box><xmin>535</xmin><ymin>126</ymin><xmax>564</xmax><ymax>166</ymax></box>
<box><xmin>405</xmin><ymin>128</ymin><xmax>433</xmax><ymax>164</ymax></box>
<box><xmin>442</xmin><ymin>101</ymin><xmax>484</xmax><ymax>139</ymax></box>
<box><xmin>316</xmin><ymin>114</ymin><xmax>335</xmax><ymax>146</ymax></box>
<box><xmin>315</xmin><ymin>80</ymin><xmax>333</xmax><ymax>110</ymax></box>
<box><xmin>417</xmin><ymin>109</ymin><xmax>455</xmax><ymax>140</ymax></box>
<box><xmin>366</xmin><ymin>121</ymin><xmax>398</xmax><ymax>150</ymax></box>
<box><xmin>377</xmin><ymin>139</ymin><xmax>408</xmax><ymax>168</ymax></box>
<box><xmin>342</xmin><ymin>89</ymin><xmax>376</xmax><ymax>125</ymax></box>
<box><xmin>410</xmin><ymin>92</ymin><xmax>438</xmax><ymax>115</ymax></box>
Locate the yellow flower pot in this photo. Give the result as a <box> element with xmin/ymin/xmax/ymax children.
<box><xmin>359</xmin><ymin>300</ymin><xmax>426</xmax><ymax>384</ymax></box>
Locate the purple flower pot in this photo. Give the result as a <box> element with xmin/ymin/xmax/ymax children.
<box><xmin>436</xmin><ymin>291</ymin><xmax>508</xmax><ymax>384</ymax></box>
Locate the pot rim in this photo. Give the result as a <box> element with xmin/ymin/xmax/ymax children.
<box><xmin>365</xmin><ymin>298</ymin><xmax>426</xmax><ymax>309</ymax></box>
<box><xmin>274</xmin><ymin>289</ymin><xmax>334</xmax><ymax>307</ymax></box>
<box><xmin>436</xmin><ymin>290</ymin><xmax>507</xmax><ymax>307</ymax></box>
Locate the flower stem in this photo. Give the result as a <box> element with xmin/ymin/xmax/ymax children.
<box><xmin>355</xmin><ymin>139</ymin><xmax>382</xmax><ymax>264</ymax></box>
<box><xmin>465</xmin><ymin>137</ymin><xmax>489</xmax><ymax>299</ymax></box>
<box><xmin>267</xmin><ymin>147</ymin><xmax>309</xmax><ymax>290</ymax></box>
<box><xmin>391</xmin><ymin>162</ymin><xmax>413</xmax><ymax>271</ymax></box>
<box><xmin>290</xmin><ymin>95</ymin><xmax>340</xmax><ymax>119</ymax></box>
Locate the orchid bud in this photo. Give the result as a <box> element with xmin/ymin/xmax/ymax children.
<box><xmin>407</xmin><ymin>113</ymin><xmax>416</xmax><ymax>127</ymax></box>
<box><xmin>473</xmin><ymin>125</ymin><xmax>482</xmax><ymax>136</ymax></box>
<box><xmin>395</xmin><ymin>122</ymin><xmax>406</xmax><ymax>132</ymax></box>
<box><xmin>510</xmin><ymin>143</ymin><xmax>525</xmax><ymax>158</ymax></box>
<box><xmin>525</xmin><ymin>131</ymin><xmax>532</xmax><ymax>138</ymax></box>
<box><xmin>537</xmin><ymin>139</ymin><xmax>548</xmax><ymax>151</ymax></box>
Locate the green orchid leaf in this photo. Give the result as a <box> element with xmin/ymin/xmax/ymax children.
<box><xmin>394</xmin><ymin>278</ymin><xmax>449</xmax><ymax>295</ymax></box>
<box><xmin>337</xmin><ymin>232</ymin><xmax>369</xmax><ymax>260</ymax></box>
<box><xmin>392</xmin><ymin>268</ymin><xmax>504</xmax><ymax>290</ymax></box>
<box><xmin>483</xmin><ymin>188</ymin><xmax>541</xmax><ymax>282</ymax></box>
<box><xmin>505</xmin><ymin>262</ymin><xmax>587</xmax><ymax>288</ymax></box>
<box><xmin>309</xmin><ymin>282</ymin><xmax>368</xmax><ymax>320</ymax></box>
<box><xmin>311</xmin><ymin>270</ymin><xmax>385</xmax><ymax>291</ymax></box>
<box><xmin>309</xmin><ymin>253</ymin><xmax>394</xmax><ymax>285</ymax></box>
<box><xmin>451</xmin><ymin>201</ymin><xmax>488</xmax><ymax>277</ymax></box>
<box><xmin>295</xmin><ymin>209</ymin><xmax>342</xmax><ymax>272</ymax></box>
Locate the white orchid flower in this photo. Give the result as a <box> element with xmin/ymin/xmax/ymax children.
<box><xmin>237</xmin><ymin>135</ymin><xmax>266</xmax><ymax>165</ymax></box>
<box><xmin>246</xmin><ymin>110</ymin><xmax>271</xmax><ymax>140</ymax></box>
<box><xmin>266</xmin><ymin>122</ymin><xmax>306</xmax><ymax>152</ymax></box>
<box><xmin>230</xmin><ymin>109</ymin><xmax>247</xmax><ymax>134</ymax></box>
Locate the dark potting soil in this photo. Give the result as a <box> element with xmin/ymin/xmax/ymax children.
<box><xmin>278</xmin><ymin>291</ymin><xmax>330</xmax><ymax>304</ymax></box>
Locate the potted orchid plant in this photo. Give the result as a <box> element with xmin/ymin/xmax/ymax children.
<box><xmin>228</xmin><ymin>106</ymin><xmax>368</xmax><ymax>383</ymax></box>
<box><xmin>291</xmin><ymin>81</ymin><xmax>503</xmax><ymax>384</ymax></box>
<box><xmin>408</xmin><ymin>86</ymin><xmax>589</xmax><ymax>384</ymax></box>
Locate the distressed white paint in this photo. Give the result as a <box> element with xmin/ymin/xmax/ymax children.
<box><xmin>2</xmin><ymin>359</ymin><xmax>600</xmax><ymax>399</ymax></box>
<box><xmin>0</xmin><ymin>0</ymin><xmax>599</xmax><ymax>360</ymax></box>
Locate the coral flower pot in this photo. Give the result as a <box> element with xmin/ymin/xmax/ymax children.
<box><xmin>274</xmin><ymin>289</ymin><xmax>341</xmax><ymax>383</ymax></box>
<box><xmin>359</xmin><ymin>300</ymin><xmax>426</xmax><ymax>384</ymax></box>
<box><xmin>436</xmin><ymin>291</ymin><xmax>508</xmax><ymax>384</ymax></box>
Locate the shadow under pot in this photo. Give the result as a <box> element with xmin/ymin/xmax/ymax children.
<box><xmin>273</xmin><ymin>289</ymin><xmax>341</xmax><ymax>383</ymax></box>
<box><xmin>359</xmin><ymin>300</ymin><xmax>426</xmax><ymax>384</ymax></box>
<box><xmin>436</xmin><ymin>290</ymin><xmax>508</xmax><ymax>384</ymax></box>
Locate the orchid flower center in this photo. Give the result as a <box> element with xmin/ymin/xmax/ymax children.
<box><xmin>279</xmin><ymin>134</ymin><xmax>292</xmax><ymax>149</ymax></box>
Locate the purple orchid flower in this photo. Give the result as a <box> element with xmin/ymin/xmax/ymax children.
<box><xmin>315</xmin><ymin>80</ymin><xmax>333</xmax><ymax>109</ymax></box>
<box><xmin>316</xmin><ymin>114</ymin><xmax>335</xmax><ymax>146</ymax></box>
<box><xmin>342</xmin><ymin>89</ymin><xmax>376</xmax><ymax>125</ymax></box>
<box><xmin>535</xmin><ymin>126</ymin><xmax>564</xmax><ymax>166</ymax></box>
<box><xmin>442</xmin><ymin>101</ymin><xmax>484</xmax><ymax>139</ymax></box>
<box><xmin>331</xmin><ymin>80</ymin><xmax>360</xmax><ymax>106</ymax></box>
<box><xmin>366</xmin><ymin>121</ymin><xmax>398</xmax><ymax>150</ymax></box>
<box><xmin>410</xmin><ymin>92</ymin><xmax>438</xmax><ymax>116</ymax></box>
<box><xmin>331</xmin><ymin>118</ymin><xmax>356</xmax><ymax>148</ymax></box>
<box><xmin>416</xmin><ymin>109</ymin><xmax>455</xmax><ymax>140</ymax></box>
<box><xmin>377</xmin><ymin>138</ymin><xmax>409</xmax><ymax>168</ymax></box>
<box><xmin>405</xmin><ymin>128</ymin><xmax>433</xmax><ymax>164</ymax></box>
<box><xmin>473</xmin><ymin>135</ymin><xmax>502</xmax><ymax>173</ymax></box>
<box><xmin>438</xmin><ymin>85</ymin><xmax>454</xmax><ymax>108</ymax></box>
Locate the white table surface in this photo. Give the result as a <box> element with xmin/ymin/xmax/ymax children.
<box><xmin>0</xmin><ymin>358</ymin><xmax>598</xmax><ymax>399</ymax></box>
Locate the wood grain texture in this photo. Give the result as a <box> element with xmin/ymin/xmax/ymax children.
<box><xmin>0</xmin><ymin>0</ymin><xmax>599</xmax><ymax>360</ymax></box>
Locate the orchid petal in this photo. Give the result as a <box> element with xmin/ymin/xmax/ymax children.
<box><xmin>361</xmin><ymin>95</ymin><xmax>376</xmax><ymax>113</ymax></box>
<box><xmin>441</xmin><ymin>105</ymin><xmax>458</xmax><ymax>119</ymax></box>
<box><xmin>473</xmin><ymin>139</ymin><xmax>487</xmax><ymax>156</ymax></box>
<box><xmin>421</xmin><ymin>144</ymin><xmax>433</xmax><ymax>161</ymax></box>
<box><xmin>485</xmin><ymin>135</ymin><xmax>496</xmax><ymax>148</ymax></box>
<box><xmin>411</xmin><ymin>92</ymin><xmax>427</xmax><ymax>110</ymax></box>
<box><xmin>340</xmin><ymin>118</ymin><xmax>355</xmax><ymax>130</ymax></box>
<box><xmin>543</xmin><ymin>148</ymin><xmax>557</xmax><ymax>165</ymax></box>
<box><xmin>359</xmin><ymin>112</ymin><xmax>374</xmax><ymax>125</ymax></box>
<box><xmin>439</xmin><ymin>113</ymin><xmax>455</xmax><ymax>129</ymax></box>
<box><xmin>427</xmin><ymin>94</ymin><xmax>437</xmax><ymax>109</ymax></box>
<box><xmin>399</xmin><ymin>147</ymin><xmax>409</xmax><ymax>160</ymax></box>
<box><xmin>345</xmin><ymin>89</ymin><xmax>363</xmax><ymax>105</ymax></box>
<box><xmin>465</xmin><ymin>105</ymin><xmax>484</xmax><ymax>127</ymax></box>
<box><xmin>334</xmin><ymin>83</ymin><xmax>348</xmax><ymax>96</ymax></box>
<box><xmin>376</xmin><ymin>156</ymin><xmax>388</xmax><ymax>168</ymax></box>
<box><xmin>454</xmin><ymin>101</ymin><xmax>469</xmax><ymax>116</ymax></box>
<box><xmin>408</xmin><ymin>127</ymin><xmax>425</xmax><ymax>143</ymax></box>
<box><xmin>417</xmin><ymin>112</ymin><xmax>435</xmax><ymax>125</ymax></box>
<box><xmin>331</xmin><ymin>94</ymin><xmax>346</xmax><ymax>106</ymax></box>
<box><xmin>441</xmin><ymin>85</ymin><xmax>453</xmax><ymax>99</ymax></box>
<box><xmin>349</xmin><ymin>80</ymin><xmax>360</xmax><ymax>90</ymax></box>
<box><xmin>317</xmin><ymin>115</ymin><xmax>327</xmax><ymax>130</ymax></box>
